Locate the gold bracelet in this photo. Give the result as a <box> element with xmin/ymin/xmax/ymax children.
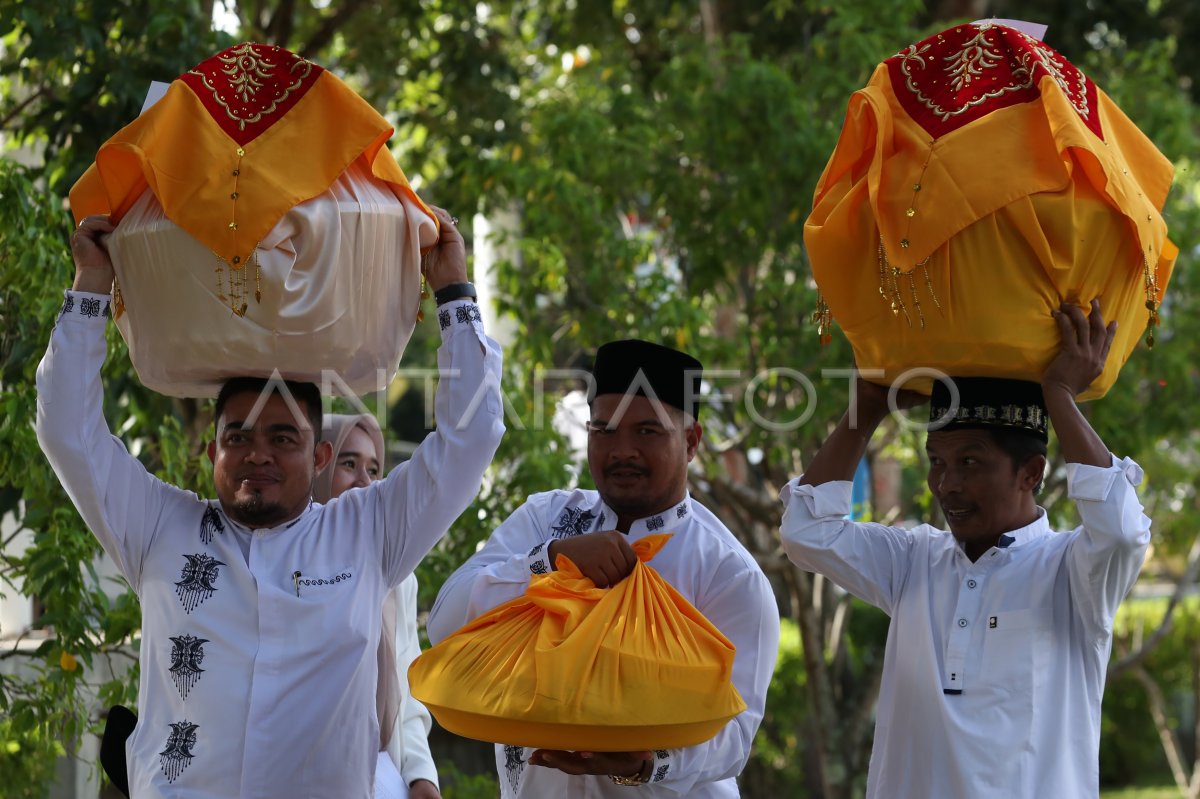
<box><xmin>610</xmin><ymin>760</ymin><xmax>652</xmax><ymax>786</ymax></box>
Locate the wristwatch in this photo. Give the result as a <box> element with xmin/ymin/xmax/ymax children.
<box><xmin>610</xmin><ymin>759</ymin><xmax>652</xmax><ymax>786</ymax></box>
<box><xmin>434</xmin><ymin>281</ymin><xmax>477</xmax><ymax>305</ymax></box>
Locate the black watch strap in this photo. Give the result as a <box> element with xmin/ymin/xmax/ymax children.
<box><xmin>434</xmin><ymin>282</ymin><xmax>478</xmax><ymax>306</ymax></box>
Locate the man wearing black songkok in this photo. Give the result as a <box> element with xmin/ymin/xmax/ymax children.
<box><xmin>428</xmin><ymin>339</ymin><xmax>780</xmax><ymax>798</ymax></box>
<box><xmin>778</xmin><ymin>300</ymin><xmax>1152</xmax><ymax>798</ymax></box>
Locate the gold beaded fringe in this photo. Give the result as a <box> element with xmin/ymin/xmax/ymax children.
<box><xmin>214</xmin><ymin>247</ymin><xmax>263</xmax><ymax>317</ymax></box>
<box><xmin>1143</xmin><ymin>254</ymin><xmax>1160</xmax><ymax>349</ymax></box>
<box><xmin>877</xmin><ymin>234</ymin><xmax>940</xmax><ymax>330</ymax></box>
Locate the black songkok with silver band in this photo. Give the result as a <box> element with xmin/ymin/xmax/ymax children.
<box><xmin>929</xmin><ymin>376</ymin><xmax>1048</xmax><ymax>442</ymax></box>
<box><xmin>589</xmin><ymin>339</ymin><xmax>704</xmax><ymax>419</ymax></box>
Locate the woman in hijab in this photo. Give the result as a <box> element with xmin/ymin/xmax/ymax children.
<box><xmin>315</xmin><ymin>414</ymin><xmax>442</xmax><ymax>799</ymax></box>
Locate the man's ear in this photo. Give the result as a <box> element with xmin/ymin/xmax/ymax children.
<box><xmin>685</xmin><ymin>423</ymin><xmax>702</xmax><ymax>461</ymax></box>
<box><xmin>313</xmin><ymin>439</ymin><xmax>334</xmax><ymax>474</ymax></box>
<box><xmin>1019</xmin><ymin>454</ymin><xmax>1047</xmax><ymax>491</ymax></box>
<box><xmin>206</xmin><ymin>440</ymin><xmax>216</xmax><ymax>465</ymax></box>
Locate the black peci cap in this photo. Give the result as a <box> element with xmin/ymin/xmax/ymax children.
<box><xmin>589</xmin><ymin>339</ymin><xmax>704</xmax><ymax>418</ymax></box>
<box><xmin>929</xmin><ymin>376</ymin><xmax>1048</xmax><ymax>442</ymax></box>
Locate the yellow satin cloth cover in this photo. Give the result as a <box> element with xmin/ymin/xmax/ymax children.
<box><xmin>805</xmin><ymin>23</ymin><xmax>1177</xmax><ymax>399</ymax></box>
<box><xmin>68</xmin><ymin>43</ymin><xmax>438</xmax><ymax>397</ymax></box>
<box><xmin>409</xmin><ymin>534</ymin><xmax>746</xmax><ymax>751</ymax></box>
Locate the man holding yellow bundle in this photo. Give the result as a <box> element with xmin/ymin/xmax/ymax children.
<box><xmin>428</xmin><ymin>340</ymin><xmax>780</xmax><ymax>797</ymax></box>
<box><xmin>779</xmin><ymin>300</ymin><xmax>1151</xmax><ymax>798</ymax></box>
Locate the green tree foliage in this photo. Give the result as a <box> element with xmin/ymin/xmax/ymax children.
<box><xmin>1</xmin><ymin>1</ymin><xmax>1197</xmax><ymax>795</ymax></box>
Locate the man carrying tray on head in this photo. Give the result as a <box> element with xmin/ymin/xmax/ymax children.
<box><xmin>778</xmin><ymin>299</ymin><xmax>1151</xmax><ymax>798</ymax></box>
<box><xmin>37</xmin><ymin>207</ymin><xmax>504</xmax><ymax>798</ymax></box>
<box><xmin>428</xmin><ymin>339</ymin><xmax>780</xmax><ymax>797</ymax></box>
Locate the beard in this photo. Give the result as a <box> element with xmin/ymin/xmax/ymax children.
<box><xmin>228</xmin><ymin>490</ymin><xmax>289</xmax><ymax>527</ymax></box>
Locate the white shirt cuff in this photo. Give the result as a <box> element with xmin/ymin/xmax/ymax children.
<box><xmin>780</xmin><ymin>478</ymin><xmax>854</xmax><ymax>518</ymax></box>
<box><xmin>57</xmin><ymin>290</ymin><xmax>112</xmax><ymax>323</ymax></box>
<box><xmin>649</xmin><ymin>748</ymin><xmax>676</xmax><ymax>785</ymax></box>
<box><xmin>435</xmin><ymin>299</ymin><xmax>484</xmax><ymax>340</ymax></box>
<box><xmin>1067</xmin><ymin>454</ymin><xmax>1144</xmax><ymax>502</ymax></box>
<box><xmin>526</xmin><ymin>542</ymin><xmax>553</xmax><ymax>576</ymax></box>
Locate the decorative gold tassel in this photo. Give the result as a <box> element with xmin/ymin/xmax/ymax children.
<box><xmin>417</xmin><ymin>271</ymin><xmax>430</xmax><ymax>322</ymax></box>
<box><xmin>112</xmin><ymin>277</ymin><xmax>125</xmax><ymax>319</ymax></box>
<box><xmin>812</xmin><ymin>293</ymin><xmax>833</xmax><ymax>345</ymax></box>
<box><xmin>254</xmin><ymin>249</ymin><xmax>262</xmax><ymax>305</ymax></box>
<box><xmin>1142</xmin><ymin>254</ymin><xmax>1160</xmax><ymax>349</ymax></box>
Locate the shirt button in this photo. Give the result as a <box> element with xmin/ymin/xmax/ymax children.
<box><xmin>967</xmin><ymin>579</ymin><xmax>977</xmax><ymax>589</ymax></box>
<box><xmin>958</xmin><ymin>618</ymin><xmax>968</xmax><ymax>628</ymax></box>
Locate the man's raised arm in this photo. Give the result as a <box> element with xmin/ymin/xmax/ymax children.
<box><xmin>355</xmin><ymin>207</ymin><xmax>507</xmax><ymax>586</ymax></box>
<box><xmin>36</xmin><ymin>216</ymin><xmax>187</xmax><ymax>590</ymax></box>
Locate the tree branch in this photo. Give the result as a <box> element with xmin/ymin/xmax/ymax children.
<box><xmin>1109</xmin><ymin>534</ymin><xmax>1200</xmax><ymax>678</ymax></box>
<box><xmin>299</xmin><ymin>0</ymin><xmax>371</xmax><ymax>59</ymax></box>
<box><xmin>1130</xmin><ymin>663</ymin><xmax>1192</xmax><ymax>794</ymax></box>
<box><xmin>702</xmin><ymin>471</ymin><xmax>780</xmax><ymax>528</ymax></box>
<box><xmin>266</xmin><ymin>0</ymin><xmax>297</xmax><ymax>46</ymax></box>
<box><xmin>0</xmin><ymin>86</ymin><xmax>51</xmax><ymax>131</ymax></box>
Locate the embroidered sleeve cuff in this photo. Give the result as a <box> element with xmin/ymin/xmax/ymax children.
<box><xmin>649</xmin><ymin>749</ymin><xmax>676</xmax><ymax>785</ymax></box>
<box><xmin>1067</xmin><ymin>454</ymin><xmax>1144</xmax><ymax>502</ymax></box>
<box><xmin>436</xmin><ymin>299</ymin><xmax>484</xmax><ymax>340</ymax></box>
<box><xmin>526</xmin><ymin>542</ymin><xmax>553</xmax><ymax>576</ymax></box>
<box><xmin>57</xmin><ymin>290</ymin><xmax>112</xmax><ymax>323</ymax></box>
<box><xmin>780</xmin><ymin>478</ymin><xmax>854</xmax><ymax>518</ymax></box>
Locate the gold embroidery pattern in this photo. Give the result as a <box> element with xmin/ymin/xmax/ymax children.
<box><xmin>895</xmin><ymin>32</ymin><xmax>1033</xmax><ymax>123</ymax></box>
<box><xmin>1017</xmin><ymin>45</ymin><xmax>1091</xmax><ymax>120</ymax></box>
<box><xmin>893</xmin><ymin>24</ymin><xmax>1092</xmax><ymax>125</ymax></box>
<box><xmin>187</xmin><ymin>44</ymin><xmax>314</xmax><ymax>131</ymax></box>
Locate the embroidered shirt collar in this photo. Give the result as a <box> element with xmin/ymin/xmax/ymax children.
<box><xmin>592</xmin><ymin>494</ymin><xmax>693</xmax><ymax>538</ymax></box>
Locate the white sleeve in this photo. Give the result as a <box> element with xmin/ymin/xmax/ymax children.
<box><xmin>357</xmin><ymin>299</ymin><xmax>506</xmax><ymax>588</ymax></box>
<box><xmin>778</xmin><ymin>478</ymin><xmax>916</xmax><ymax>616</ymax></box>
<box><xmin>643</xmin><ymin>561</ymin><xmax>781</xmax><ymax>793</ymax></box>
<box><xmin>426</xmin><ymin>496</ymin><xmax>554</xmax><ymax>644</ymax></box>
<box><xmin>35</xmin><ymin>291</ymin><xmax>195</xmax><ymax>592</ymax></box>
<box><xmin>388</xmin><ymin>576</ymin><xmax>439</xmax><ymax>788</ymax></box>
<box><xmin>1065</xmin><ymin>455</ymin><xmax>1151</xmax><ymax>636</ymax></box>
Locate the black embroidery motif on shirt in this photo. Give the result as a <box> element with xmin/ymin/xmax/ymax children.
<box><xmin>159</xmin><ymin>720</ymin><xmax>199</xmax><ymax>783</ymax></box>
<box><xmin>675</xmin><ymin>503</ymin><xmax>688</xmax><ymax>519</ymax></box>
<box><xmin>652</xmin><ymin>750</ymin><xmax>671</xmax><ymax>783</ymax></box>
<box><xmin>80</xmin><ymin>297</ymin><xmax>102</xmax><ymax>318</ymax></box>
<box><xmin>60</xmin><ymin>296</ymin><xmax>75</xmax><ymax>317</ymax></box>
<box><xmin>528</xmin><ymin>543</ymin><xmax>549</xmax><ymax>575</ymax></box>
<box><xmin>168</xmin><ymin>634</ymin><xmax>210</xmax><ymax>700</ymax></box>
<box><xmin>175</xmin><ymin>554</ymin><xmax>226</xmax><ymax>614</ymax></box>
<box><xmin>438</xmin><ymin>309</ymin><xmax>451</xmax><ymax>330</ymax></box>
<box><xmin>551</xmin><ymin>507</ymin><xmax>596</xmax><ymax>539</ymax></box>
<box><xmin>456</xmin><ymin>304</ymin><xmax>483</xmax><ymax>324</ymax></box>
<box><xmin>653</xmin><ymin>764</ymin><xmax>669</xmax><ymax>783</ymax></box>
<box><xmin>645</xmin><ymin>514</ymin><xmax>665</xmax><ymax>531</ymax></box>
<box><xmin>503</xmin><ymin>745</ymin><xmax>525</xmax><ymax>793</ymax></box>
<box><xmin>199</xmin><ymin>506</ymin><xmax>224</xmax><ymax>546</ymax></box>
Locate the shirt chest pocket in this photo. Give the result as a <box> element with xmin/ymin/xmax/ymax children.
<box><xmin>291</xmin><ymin>565</ymin><xmax>356</xmax><ymax>597</ymax></box>
<box><xmin>286</xmin><ymin>564</ymin><xmax>374</xmax><ymax>647</ymax></box>
<box><xmin>979</xmin><ymin>607</ymin><xmax>1050</xmax><ymax>693</ymax></box>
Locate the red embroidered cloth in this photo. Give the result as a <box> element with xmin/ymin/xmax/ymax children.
<box><xmin>179</xmin><ymin>43</ymin><xmax>325</xmax><ymax>146</ymax></box>
<box><xmin>884</xmin><ymin>23</ymin><xmax>1102</xmax><ymax>140</ymax></box>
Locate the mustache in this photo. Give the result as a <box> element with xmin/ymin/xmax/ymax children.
<box><xmin>236</xmin><ymin>470</ymin><xmax>282</xmax><ymax>480</ymax></box>
<box><xmin>604</xmin><ymin>461</ymin><xmax>648</xmax><ymax>477</ymax></box>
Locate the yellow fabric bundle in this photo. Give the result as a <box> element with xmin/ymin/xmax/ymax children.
<box><xmin>805</xmin><ymin>22</ymin><xmax>1177</xmax><ymax>399</ymax></box>
<box><xmin>409</xmin><ymin>534</ymin><xmax>746</xmax><ymax>751</ymax></box>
